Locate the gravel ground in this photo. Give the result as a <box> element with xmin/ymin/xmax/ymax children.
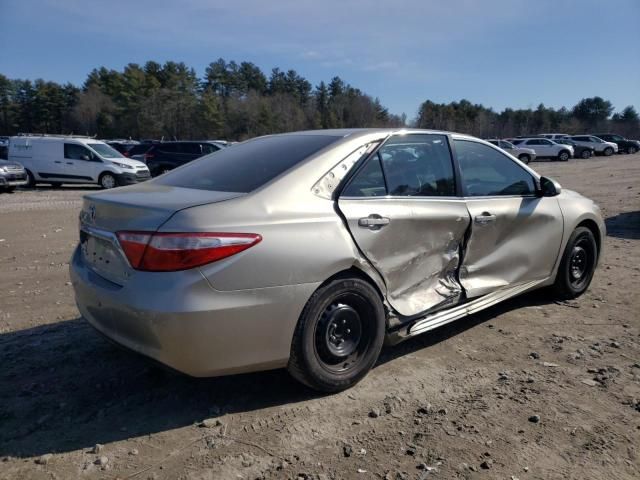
<box><xmin>0</xmin><ymin>154</ymin><xmax>639</xmax><ymax>480</ymax></box>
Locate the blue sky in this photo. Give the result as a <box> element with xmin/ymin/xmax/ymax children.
<box><xmin>1</xmin><ymin>0</ymin><xmax>639</xmax><ymax>119</ymax></box>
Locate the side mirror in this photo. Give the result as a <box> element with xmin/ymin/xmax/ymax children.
<box><xmin>538</xmin><ymin>176</ymin><xmax>561</xmax><ymax>197</ymax></box>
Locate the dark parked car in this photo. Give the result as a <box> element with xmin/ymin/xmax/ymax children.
<box><xmin>592</xmin><ymin>133</ymin><xmax>640</xmax><ymax>154</ymax></box>
<box><xmin>553</xmin><ymin>139</ymin><xmax>595</xmax><ymax>159</ymax></box>
<box><xmin>145</xmin><ymin>141</ymin><xmax>223</xmax><ymax>176</ymax></box>
<box><xmin>106</xmin><ymin>141</ymin><xmax>139</xmax><ymax>157</ymax></box>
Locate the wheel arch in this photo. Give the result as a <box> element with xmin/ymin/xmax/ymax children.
<box><xmin>576</xmin><ymin>218</ymin><xmax>602</xmax><ymax>257</ymax></box>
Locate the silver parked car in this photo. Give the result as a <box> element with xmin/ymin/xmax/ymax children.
<box><xmin>71</xmin><ymin>129</ymin><xmax>604</xmax><ymax>392</ymax></box>
<box><xmin>569</xmin><ymin>135</ymin><xmax>618</xmax><ymax>156</ymax></box>
<box><xmin>486</xmin><ymin>139</ymin><xmax>536</xmax><ymax>164</ymax></box>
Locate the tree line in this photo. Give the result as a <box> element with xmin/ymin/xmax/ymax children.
<box><xmin>0</xmin><ymin>60</ymin><xmax>638</xmax><ymax>140</ymax></box>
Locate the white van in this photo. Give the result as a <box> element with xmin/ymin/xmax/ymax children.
<box><xmin>8</xmin><ymin>135</ymin><xmax>151</xmax><ymax>189</ymax></box>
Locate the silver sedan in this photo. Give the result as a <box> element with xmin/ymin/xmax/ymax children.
<box><xmin>71</xmin><ymin>129</ymin><xmax>604</xmax><ymax>392</ymax></box>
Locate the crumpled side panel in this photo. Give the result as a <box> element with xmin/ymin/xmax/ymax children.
<box><xmin>338</xmin><ymin>198</ymin><xmax>470</xmax><ymax>317</ymax></box>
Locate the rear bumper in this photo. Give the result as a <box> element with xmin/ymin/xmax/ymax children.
<box><xmin>70</xmin><ymin>246</ymin><xmax>317</xmax><ymax>376</ymax></box>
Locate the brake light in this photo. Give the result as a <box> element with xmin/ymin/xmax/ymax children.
<box><xmin>116</xmin><ymin>232</ymin><xmax>261</xmax><ymax>272</ymax></box>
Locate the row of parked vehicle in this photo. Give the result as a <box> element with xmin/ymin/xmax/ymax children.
<box><xmin>486</xmin><ymin>132</ymin><xmax>640</xmax><ymax>164</ymax></box>
<box><xmin>0</xmin><ymin>135</ymin><xmax>231</xmax><ymax>191</ymax></box>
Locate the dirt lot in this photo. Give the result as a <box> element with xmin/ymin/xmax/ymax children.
<box><xmin>0</xmin><ymin>154</ymin><xmax>639</xmax><ymax>480</ymax></box>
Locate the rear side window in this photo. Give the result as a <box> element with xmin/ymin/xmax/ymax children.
<box><xmin>342</xmin><ymin>134</ymin><xmax>455</xmax><ymax>197</ymax></box>
<box><xmin>182</xmin><ymin>143</ymin><xmax>202</xmax><ymax>154</ymax></box>
<box><xmin>157</xmin><ymin>134</ymin><xmax>341</xmax><ymax>193</ymax></box>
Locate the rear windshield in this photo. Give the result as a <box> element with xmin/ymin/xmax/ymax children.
<box><xmin>88</xmin><ymin>143</ymin><xmax>124</xmax><ymax>159</ymax></box>
<box><xmin>156</xmin><ymin>134</ymin><xmax>341</xmax><ymax>193</ymax></box>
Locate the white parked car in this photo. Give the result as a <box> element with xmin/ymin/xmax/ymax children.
<box><xmin>486</xmin><ymin>139</ymin><xmax>536</xmax><ymax>164</ymax></box>
<box><xmin>512</xmin><ymin>138</ymin><xmax>573</xmax><ymax>161</ymax></box>
<box><xmin>8</xmin><ymin>135</ymin><xmax>151</xmax><ymax>189</ymax></box>
<box><xmin>569</xmin><ymin>136</ymin><xmax>618</xmax><ymax>156</ymax></box>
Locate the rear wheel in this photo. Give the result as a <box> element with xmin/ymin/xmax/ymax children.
<box><xmin>552</xmin><ymin>226</ymin><xmax>598</xmax><ymax>299</ymax></box>
<box><xmin>603</xmin><ymin>147</ymin><xmax>614</xmax><ymax>156</ymax></box>
<box><xmin>558</xmin><ymin>150</ymin><xmax>570</xmax><ymax>161</ymax></box>
<box><xmin>1</xmin><ymin>186</ymin><xmax>16</xmax><ymax>193</ymax></box>
<box><xmin>288</xmin><ymin>276</ymin><xmax>385</xmax><ymax>392</ymax></box>
<box><xmin>580</xmin><ymin>149</ymin><xmax>592</xmax><ymax>159</ymax></box>
<box><xmin>628</xmin><ymin>146</ymin><xmax>637</xmax><ymax>154</ymax></box>
<box><xmin>99</xmin><ymin>172</ymin><xmax>117</xmax><ymax>189</ymax></box>
<box><xmin>518</xmin><ymin>154</ymin><xmax>531</xmax><ymax>164</ymax></box>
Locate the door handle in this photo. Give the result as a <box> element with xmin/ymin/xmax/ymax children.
<box><xmin>358</xmin><ymin>214</ymin><xmax>390</xmax><ymax>230</ymax></box>
<box><xmin>54</xmin><ymin>160</ymin><xmax>62</xmax><ymax>163</ymax></box>
<box><xmin>474</xmin><ymin>212</ymin><xmax>496</xmax><ymax>225</ymax></box>
<box><xmin>66</xmin><ymin>162</ymin><xmax>74</xmax><ymax>165</ymax></box>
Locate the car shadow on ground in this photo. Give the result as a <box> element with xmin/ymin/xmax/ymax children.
<box><xmin>0</xmin><ymin>289</ymin><xmax>553</xmax><ymax>459</ymax></box>
<box><xmin>605</xmin><ymin>211</ymin><xmax>640</xmax><ymax>240</ymax></box>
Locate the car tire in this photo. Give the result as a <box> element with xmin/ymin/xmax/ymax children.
<box><xmin>1</xmin><ymin>186</ymin><xmax>15</xmax><ymax>193</ymax></box>
<box><xmin>551</xmin><ymin>226</ymin><xmax>598</xmax><ymax>300</ymax></box>
<box><xmin>25</xmin><ymin>169</ymin><xmax>36</xmax><ymax>188</ymax></box>
<box><xmin>558</xmin><ymin>150</ymin><xmax>570</xmax><ymax>161</ymax></box>
<box><xmin>628</xmin><ymin>146</ymin><xmax>637</xmax><ymax>154</ymax></box>
<box><xmin>288</xmin><ymin>276</ymin><xmax>385</xmax><ymax>392</ymax></box>
<box><xmin>580</xmin><ymin>149</ymin><xmax>592</xmax><ymax>159</ymax></box>
<box><xmin>99</xmin><ymin>172</ymin><xmax>117</xmax><ymax>189</ymax></box>
<box><xmin>518</xmin><ymin>154</ymin><xmax>531</xmax><ymax>164</ymax></box>
<box><xmin>603</xmin><ymin>147</ymin><xmax>614</xmax><ymax>156</ymax></box>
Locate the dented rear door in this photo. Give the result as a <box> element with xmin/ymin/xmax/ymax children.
<box><xmin>338</xmin><ymin>134</ymin><xmax>470</xmax><ymax>317</ymax></box>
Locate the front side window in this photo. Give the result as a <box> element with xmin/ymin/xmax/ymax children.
<box><xmin>202</xmin><ymin>143</ymin><xmax>220</xmax><ymax>154</ymax></box>
<box><xmin>64</xmin><ymin>143</ymin><xmax>94</xmax><ymax>161</ymax></box>
<box><xmin>454</xmin><ymin>140</ymin><xmax>536</xmax><ymax>197</ymax></box>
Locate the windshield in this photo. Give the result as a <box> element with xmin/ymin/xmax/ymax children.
<box><xmin>590</xmin><ymin>137</ymin><xmax>604</xmax><ymax>143</ymax></box>
<box><xmin>157</xmin><ymin>134</ymin><xmax>342</xmax><ymax>193</ymax></box>
<box><xmin>502</xmin><ymin>141</ymin><xmax>515</xmax><ymax>148</ymax></box>
<box><xmin>88</xmin><ymin>143</ymin><xmax>125</xmax><ymax>159</ymax></box>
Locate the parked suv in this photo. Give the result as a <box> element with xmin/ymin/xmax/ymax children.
<box><xmin>486</xmin><ymin>139</ymin><xmax>536</xmax><ymax>164</ymax></box>
<box><xmin>512</xmin><ymin>138</ymin><xmax>573</xmax><ymax>161</ymax></box>
<box><xmin>539</xmin><ymin>133</ymin><xmax>570</xmax><ymax>141</ymax></box>
<box><xmin>144</xmin><ymin>141</ymin><xmax>223</xmax><ymax>176</ymax></box>
<box><xmin>569</xmin><ymin>136</ymin><xmax>618</xmax><ymax>156</ymax></box>
<box><xmin>592</xmin><ymin>133</ymin><xmax>640</xmax><ymax>154</ymax></box>
<box><xmin>553</xmin><ymin>138</ymin><xmax>595</xmax><ymax>159</ymax></box>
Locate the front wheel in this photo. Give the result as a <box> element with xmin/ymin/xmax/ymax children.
<box><xmin>628</xmin><ymin>146</ymin><xmax>637</xmax><ymax>154</ymax></box>
<box><xmin>99</xmin><ymin>172</ymin><xmax>117</xmax><ymax>189</ymax></box>
<box><xmin>518</xmin><ymin>154</ymin><xmax>531</xmax><ymax>164</ymax></box>
<box><xmin>603</xmin><ymin>147</ymin><xmax>614</xmax><ymax>156</ymax></box>
<box><xmin>552</xmin><ymin>226</ymin><xmax>598</xmax><ymax>299</ymax></box>
<box><xmin>580</xmin><ymin>149</ymin><xmax>592</xmax><ymax>159</ymax></box>
<box><xmin>288</xmin><ymin>277</ymin><xmax>385</xmax><ymax>392</ymax></box>
<box><xmin>558</xmin><ymin>150</ymin><xmax>570</xmax><ymax>161</ymax></box>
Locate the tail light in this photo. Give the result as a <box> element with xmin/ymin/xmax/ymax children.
<box><xmin>116</xmin><ymin>231</ymin><xmax>262</xmax><ymax>272</ymax></box>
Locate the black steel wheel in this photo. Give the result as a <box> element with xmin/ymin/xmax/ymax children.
<box><xmin>552</xmin><ymin>226</ymin><xmax>598</xmax><ymax>299</ymax></box>
<box><xmin>288</xmin><ymin>276</ymin><xmax>385</xmax><ymax>392</ymax></box>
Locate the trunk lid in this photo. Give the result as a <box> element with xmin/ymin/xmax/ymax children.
<box><xmin>78</xmin><ymin>183</ymin><xmax>244</xmax><ymax>285</ymax></box>
<box><xmin>80</xmin><ymin>183</ymin><xmax>244</xmax><ymax>232</ymax></box>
